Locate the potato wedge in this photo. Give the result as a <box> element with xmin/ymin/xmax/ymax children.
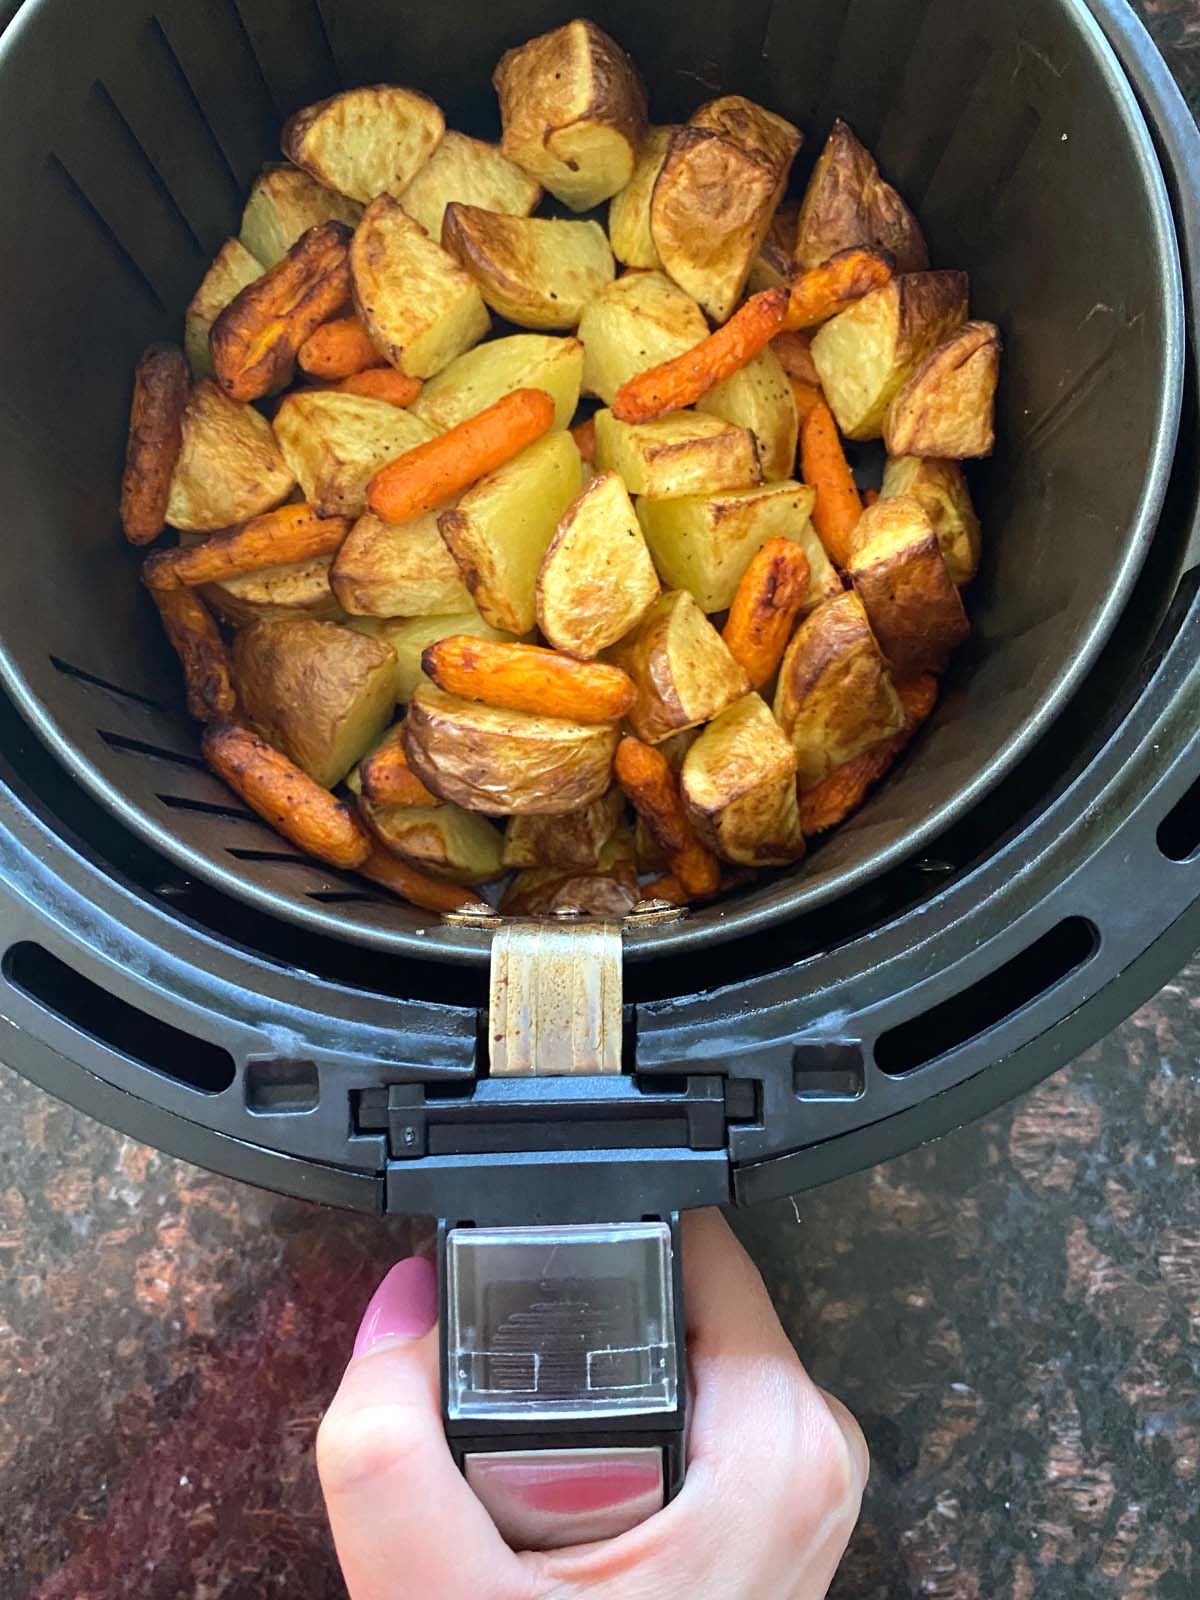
<box><xmin>203</xmin><ymin>555</ymin><xmax>341</xmax><ymax>628</ymax></box>
<box><xmin>166</xmin><ymin>379</ymin><xmax>296</xmax><ymax>532</ymax></box>
<box><xmin>411</xmin><ymin>334</ymin><xmax>583</xmax><ymax>434</ymax></box>
<box><xmin>846</xmin><ymin>495</ymin><xmax>969</xmax><ymax>675</ymax></box>
<box><xmin>437</xmin><ymin>430</ymin><xmax>582</xmax><ymax>634</ymax></box>
<box><xmin>537</xmin><ymin>470</ymin><xmax>660</xmax><ymax>658</ymax></box>
<box><xmin>442</xmin><ymin>205</ymin><xmax>614</xmax><ymax>330</ymax></box>
<box><xmin>331</xmin><ymin>509</ymin><xmax>473</xmax><ymax>616</ymax></box>
<box><xmin>232</xmin><ymin>617</ymin><xmax>399</xmax><ymax>788</ymax></box>
<box><xmin>348</xmin><ymin>611</ymin><xmax>519</xmax><ymax>703</ymax></box>
<box><xmin>351</xmin><ymin>196</ymin><xmax>490</xmax><ymax>379</ymax></box>
<box><xmin>502</xmin><ymin>788</ymin><xmax>626</xmax><ymax>869</ymax></box>
<box><xmin>773</xmin><ymin>591</ymin><xmax>904</xmax><ymax>788</ymax></box>
<box><xmin>810</xmin><ymin>270</ymin><xmax>969</xmax><ymax>440</ymax></box>
<box><xmin>273</xmin><ymin>391</ymin><xmax>434</xmax><ymax>518</ymax></box>
<box><xmin>695</xmin><ymin>345</ymin><xmax>797</xmax><ymax>482</ymax></box>
<box><xmin>500</xmin><ymin>832</ymin><xmax>639</xmax><ymax>917</ymax></box>
<box><xmin>680</xmin><ymin>693</ymin><xmax>804</xmax><ymax>866</ymax></box>
<box><xmin>608</xmin><ymin>126</ymin><xmax>677</xmax><ymax>268</ymax></box>
<box><xmin>794</xmin><ymin>119</ymin><xmax>928</xmax><ymax>275</ymax></box>
<box><xmin>634</xmin><ymin>479</ymin><xmax>817</xmax><ymax>613</ymax></box>
<box><xmin>282</xmin><ymin>85</ymin><xmax>445</xmax><ymax>204</ymax></box>
<box><xmin>185</xmin><ymin>239</ymin><xmax>265</xmax><ymax>379</ymax></box>
<box><xmin>359</xmin><ymin>795</ymin><xmax>503</xmax><ymax>884</ymax></box>
<box><xmin>578</xmin><ymin>271</ymin><xmax>708</xmax><ymax>406</ymax></box>
<box><xmin>880</xmin><ymin>456</ymin><xmax>980</xmax><ymax>586</ymax></box>
<box><xmin>404</xmin><ymin>683</ymin><xmax>618</xmax><ymax>815</ymax></box>
<box><xmin>884</xmin><ymin>320</ymin><xmax>1000</xmax><ymax>459</ymax></box>
<box><xmin>747</xmin><ymin>200</ymin><xmax>799</xmax><ymax>294</ymax></box>
<box><xmin>239</xmin><ymin>164</ymin><xmax>363</xmax><ymax>269</ymax></box>
<box><xmin>609</xmin><ymin>589</ymin><xmax>749</xmax><ymax>744</ymax></box>
<box><xmin>593</xmin><ymin>408</ymin><xmax>760</xmax><ymax>500</ymax></box>
<box><xmin>398</xmin><ymin>130</ymin><xmax>541</xmax><ymax>241</ymax></box>
<box><xmin>493</xmin><ymin>20</ymin><xmax>647</xmax><ymax>211</ymax></box>
<box><xmin>799</xmin><ymin>672</ymin><xmax>937</xmax><ymax>835</ymax></box>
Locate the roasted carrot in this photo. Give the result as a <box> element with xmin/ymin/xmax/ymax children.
<box><xmin>787</xmin><ymin>376</ymin><xmax>824</xmax><ymax>427</ymax></box>
<box><xmin>423</xmin><ymin>636</ymin><xmax>636</xmax><ymax>724</ymax></box>
<box><xmin>150</xmin><ymin>585</ymin><xmax>236</xmax><ymax>723</ymax></box>
<box><xmin>367</xmin><ymin>388</ymin><xmax>555</xmax><ymax>524</ymax></box>
<box><xmin>571</xmin><ymin>416</ymin><xmax>597</xmax><ymax>464</ymax></box>
<box><xmin>781</xmin><ymin>247</ymin><xmax>893</xmax><ymax>331</ymax></box>
<box><xmin>614</xmin><ymin>736</ymin><xmax>720</xmax><ymax>898</ymax></box>
<box><xmin>798</xmin><ymin>674</ymin><xmax>938</xmax><ymax>834</ymax></box>
<box><xmin>358</xmin><ymin>845</ymin><xmax>491</xmax><ymax>914</ymax></box>
<box><xmin>722</xmin><ymin>538</ymin><xmax>811</xmax><ymax>689</ymax></box>
<box><xmin>297</xmin><ymin>314</ymin><xmax>386</xmax><ymax>380</ymax></box>
<box><xmin>800</xmin><ymin>400</ymin><xmax>862</xmax><ymax>569</ymax></box>
<box><xmin>329</xmin><ymin>368</ymin><xmax>422</xmax><ymax>406</ymax></box>
<box><xmin>359</xmin><ymin>738</ymin><xmax>439</xmax><ymax>808</ymax></box>
<box><xmin>771</xmin><ymin>330</ymin><xmax>820</xmax><ymax>384</ymax></box>
<box><xmin>120</xmin><ymin>343</ymin><xmax>190</xmax><ymax>545</ymax></box>
<box><xmin>143</xmin><ymin>504</ymin><xmax>350</xmax><ymax>590</ymax></box>
<box><xmin>637</xmin><ymin>873</ymin><xmax>689</xmax><ymax>908</ymax></box>
<box><xmin>203</xmin><ymin>722</ymin><xmax>371</xmax><ymax>868</ymax></box>
<box><xmin>863</xmin><ymin>488</ymin><xmax>880</xmax><ymax>507</ymax></box>
<box><xmin>612</xmin><ymin>287</ymin><xmax>789</xmax><ymax>424</ymax></box>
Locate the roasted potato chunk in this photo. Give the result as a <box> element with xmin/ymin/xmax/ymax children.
<box><xmin>282</xmin><ymin>86</ymin><xmax>445</xmax><ymax>204</ymax></box>
<box><xmin>536</xmin><ymin>470</ymin><xmax>660</xmax><ymax>658</ymax></box>
<box><xmin>351</xmin><ymin>196</ymin><xmax>490</xmax><ymax>378</ymax></box>
<box><xmin>411</xmin><ymin>333</ymin><xmax>583</xmax><ymax>434</ymax></box>
<box><xmin>203</xmin><ymin>554</ymin><xmax>341</xmax><ymax>628</ymax></box>
<box><xmin>680</xmin><ymin>693</ymin><xmax>804</xmax><ymax>866</ymax></box>
<box><xmin>880</xmin><ymin>456</ymin><xmax>981</xmax><ymax>586</ymax></box>
<box><xmin>634</xmin><ymin>479</ymin><xmax>818</xmax><ymax>613</ymax></box>
<box><xmin>500</xmin><ymin>831</ymin><xmax>638</xmax><ymax>917</ymax></box>
<box><xmin>594</xmin><ymin>408</ymin><xmax>760</xmax><ymax>499</ymax></box>
<box><xmin>331</xmin><ymin>509</ymin><xmax>473</xmax><ymax>616</ymax></box>
<box><xmin>398</xmin><ymin>130</ymin><xmax>542</xmax><ymax>241</ymax></box>
<box><xmin>747</xmin><ymin>200</ymin><xmax>799</xmax><ymax>294</ymax></box>
<box><xmin>166</xmin><ymin>379</ymin><xmax>295</xmax><ymax>532</ymax></box>
<box><xmin>578</xmin><ymin>270</ymin><xmax>708</xmax><ymax>406</ymax></box>
<box><xmin>442</xmin><ymin>205</ymin><xmax>615</xmax><ymax>330</ymax></box>
<box><xmin>185</xmin><ymin>239</ymin><xmax>264</xmax><ymax>379</ymax></box>
<box><xmin>493</xmin><ymin>20</ymin><xmax>648</xmax><ymax>211</ymax></box>
<box><xmin>404</xmin><ymin>683</ymin><xmax>618</xmax><ymax>815</ymax></box>
<box><xmin>273</xmin><ymin>391</ymin><xmax>434</xmax><ymax>519</ymax></box>
<box><xmin>609</xmin><ymin>589</ymin><xmax>749</xmax><ymax>743</ymax></box>
<box><xmin>884</xmin><ymin>320</ymin><xmax>1000</xmax><ymax>459</ymax></box>
<box><xmin>232</xmin><ymin>617</ymin><xmax>399</xmax><ymax>788</ymax></box>
<box><xmin>794</xmin><ymin>119</ymin><xmax>928</xmax><ymax>275</ymax></box>
<box><xmin>239</xmin><ymin>164</ymin><xmax>363</xmax><ymax>269</ymax></box>
<box><xmin>773</xmin><ymin>591</ymin><xmax>904</xmax><ymax>788</ymax></box>
<box><xmin>359</xmin><ymin>795</ymin><xmax>503</xmax><ymax>884</ymax></box>
<box><xmin>846</xmin><ymin>496</ymin><xmax>969</xmax><ymax>675</ymax></box>
<box><xmin>810</xmin><ymin>270</ymin><xmax>968</xmax><ymax>440</ymax></box>
<box><xmin>437</xmin><ymin>430</ymin><xmax>582</xmax><ymax>634</ymax></box>
<box><xmin>502</xmin><ymin>788</ymin><xmax>626</xmax><ymax>869</ymax></box>
<box><xmin>348</xmin><ymin>611</ymin><xmax>520</xmax><ymax>703</ymax></box>
<box><xmin>608</xmin><ymin>126</ymin><xmax>677</xmax><ymax>268</ymax></box>
<box><xmin>695</xmin><ymin>345</ymin><xmax>798</xmax><ymax>482</ymax></box>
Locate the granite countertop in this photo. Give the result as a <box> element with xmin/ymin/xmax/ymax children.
<box><xmin>4</xmin><ymin>4</ymin><xmax>1200</xmax><ymax>1596</ymax></box>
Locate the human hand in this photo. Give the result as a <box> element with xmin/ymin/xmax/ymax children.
<box><xmin>318</xmin><ymin>1208</ymin><xmax>868</xmax><ymax>1599</ymax></box>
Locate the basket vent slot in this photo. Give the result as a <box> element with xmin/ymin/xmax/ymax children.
<box><xmin>99</xmin><ymin>730</ymin><xmax>207</xmax><ymax>771</ymax></box>
<box><xmin>245</xmin><ymin>1057</ymin><xmax>319</xmax><ymax>1114</ymax></box>
<box><xmin>45</xmin><ymin>153</ymin><xmax>166</xmax><ymax>313</ymax></box>
<box><xmin>1157</xmin><ymin>775</ymin><xmax>1200</xmax><ymax>862</ymax></box>
<box><xmin>156</xmin><ymin>793</ymin><xmax>256</xmax><ymax>822</ymax></box>
<box><xmin>50</xmin><ymin>655</ymin><xmax>167</xmax><ymax>711</ymax></box>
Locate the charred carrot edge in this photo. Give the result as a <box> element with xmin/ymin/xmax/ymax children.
<box><xmin>722</xmin><ymin>538</ymin><xmax>811</xmax><ymax>690</ymax></box>
<box><xmin>367</xmin><ymin>388</ymin><xmax>555</xmax><ymax>525</ymax></box>
<box><xmin>614</xmin><ymin>737</ymin><xmax>720</xmax><ymax>898</ymax></box>
<box><xmin>771</xmin><ymin>330</ymin><xmax>820</xmax><ymax>385</ymax></box>
<box><xmin>422</xmin><ymin>636</ymin><xmax>636</xmax><ymax>724</ymax></box>
<box><xmin>798</xmin><ymin>674</ymin><xmax>938</xmax><ymax>834</ymax></box>
<box><xmin>571</xmin><ymin>416</ymin><xmax>597</xmax><ymax>464</ymax></box>
<box><xmin>150</xmin><ymin>585</ymin><xmax>236</xmax><ymax>723</ymax></box>
<box><xmin>329</xmin><ymin>368</ymin><xmax>422</xmax><ymax>406</ymax></box>
<box><xmin>781</xmin><ymin>247</ymin><xmax>894</xmax><ymax>331</ymax></box>
<box><xmin>120</xmin><ymin>343</ymin><xmax>190</xmax><ymax>545</ymax></box>
<box><xmin>143</xmin><ymin>504</ymin><xmax>350</xmax><ymax>590</ymax></box>
<box><xmin>360</xmin><ymin>740</ymin><xmax>439</xmax><ymax>808</ymax></box>
<box><xmin>787</xmin><ymin>375</ymin><xmax>824</xmax><ymax>427</ymax></box>
<box><xmin>297</xmin><ymin>314</ymin><xmax>387</xmax><ymax>380</ymax></box>
<box><xmin>359</xmin><ymin>844</ymin><xmax>491</xmax><ymax>914</ymax></box>
<box><xmin>202</xmin><ymin>723</ymin><xmax>371</xmax><ymax>869</ymax></box>
<box><xmin>863</xmin><ymin>488</ymin><xmax>880</xmax><ymax>508</ymax></box>
<box><xmin>612</xmin><ymin>287</ymin><xmax>790</xmax><ymax>424</ymax></box>
<box><xmin>800</xmin><ymin>400</ymin><xmax>862</xmax><ymax>570</ymax></box>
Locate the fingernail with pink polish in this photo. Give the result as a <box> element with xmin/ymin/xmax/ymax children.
<box><xmin>353</xmin><ymin>1256</ymin><xmax>438</xmax><ymax>1358</ymax></box>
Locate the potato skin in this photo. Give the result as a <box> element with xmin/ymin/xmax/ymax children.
<box><xmin>847</xmin><ymin>496</ymin><xmax>969</xmax><ymax>676</ymax></box>
<box><xmin>166</xmin><ymin>379</ymin><xmax>296</xmax><ymax>532</ymax></box>
<box><xmin>502</xmin><ymin>788</ymin><xmax>626</xmax><ymax>869</ymax></box>
<box><xmin>609</xmin><ymin>589</ymin><xmax>749</xmax><ymax>744</ymax></box>
<box><xmin>608</xmin><ymin>126</ymin><xmax>677</xmax><ymax>268</ymax></box>
<box><xmin>121</xmin><ymin>343</ymin><xmax>190</xmax><ymax>544</ymax></box>
<box><xmin>884</xmin><ymin>320</ymin><xmax>1000</xmax><ymax>459</ymax></box>
<box><xmin>358</xmin><ymin>795</ymin><xmax>504</xmax><ymax>885</ymax></box>
<box><xmin>593</xmin><ymin>408</ymin><xmax>761</xmax><ymax>500</ymax></box>
<box><xmin>880</xmin><ymin>456</ymin><xmax>980</xmax><ymax>586</ymax></box>
<box><xmin>795</xmin><ymin>119</ymin><xmax>927</xmax><ymax>274</ymax></box>
<box><xmin>680</xmin><ymin>692</ymin><xmax>804</xmax><ymax>866</ymax></box>
<box><xmin>239</xmin><ymin>164</ymin><xmax>362</xmax><ymax>269</ymax></box>
<box><xmin>331</xmin><ymin>510</ymin><xmax>472</xmax><ymax>616</ymax></box>
<box><xmin>442</xmin><ymin>205</ymin><xmax>614</xmax><ymax>330</ymax></box>
<box><xmin>500</xmin><ymin>832</ymin><xmax>639</xmax><ymax>918</ymax></box>
<box><xmin>282</xmin><ymin>85</ymin><xmax>445</xmax><ymax>204</ymax></box>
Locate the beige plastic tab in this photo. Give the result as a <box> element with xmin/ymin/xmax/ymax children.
<box><xmin>489</xmin><ymin>922</ymin><xmax>623</xmax><ymax>1077</ymax></box>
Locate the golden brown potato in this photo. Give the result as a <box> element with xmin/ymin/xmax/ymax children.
<box><xmin>747</xmin><ymin>200</ymin><xmax>799</xmax><ymax>294</ymax></box>
<box><xmin>166</xmin><ymin>379</ymin><xmax>295</xmax><ymax>532</ymax></box>
<box><xmin>680</xmin><ymin>693</ymin><xmax>804</xmax><ymax>866</ymax></box>
<box><xmin>502</xmin><ymin>787</ymin><xmax>626</xmax><ymax>869</ymax></box>
<box><xmin>437</xmin><ymin>430</ymin><xmax>582</xmax><ymax>635</ymax></box>
<box><xmin>500</xmin><ymin>831</ymin><xmax>639</xmax><ymax>917</ymax></box>
<box><xmin>536</xmin><ymin>470</ymin><xmax>660</xmax><ymax>658</ymax></box>
<box><xmin>794</xmin><ymin>119</ymin><xmax>928</xmax><ymax>274</ymax></box>
<box><xmin>593</xmin><ymin>408</ymin><xmax>761</xmax><ymax>499</ymax></box>
<box><xmin>330</xmin><ymin>509</ymin><xmax>473</xmax><ymax>616</ymax></box>
<box><xmin>609</xmin><ymin>589</ymin><xmax>749</xmax><ymax>744</ymax></box>
<box><xmin>493</xmin><ymin>20</ymin><xmax>648</xmax><ymax>211</ymax></box>
<box><xmin>203</xmin><ymin>555</ymin><xmax>341</xmax><ymax>628</ymax></box>
<box><xmin>282</xmin><ymin>86</ymin><xmax>445</xmax><ymax>204</ymax></box>
<box><xmin>442</xmin><ymin>204</ymin><xmax>615</xmax><ymax>330</ymax></box>
<box><xmin>232</xmin><ymin>617</ymin><xmax>399</xmax><ymax>788</ymax></box>
<box><xmin>397</xmin><ymin>129</ymin><xmax>541</xmax><ymax>240</ymax></box>
<box><xmin>411</xmin><ymin>333</ymin><xmax>583</xmax><ymax>434</ymax></box>
<box><xmin>773</xmin><ymin>591</ymin><xmax>904</xmax><ymax>788</ymax></box>
<box><xmin>185</xmin><ymin>239</ymin><xmax>264</xmax><ymax>378</ymax></box>
<box><xmin>348</xmin><ymin>611</ymin><xmax>520</xmax><ymax>702</ymax></box>
<box><xmin>846</xmin><ymin>496</ymin><xmax>969</xmax><ymax>675</ymax></box>
<box><xmin>695</xmin><ymin>345</ymin><xmax>798</xmax><ymax>482</ymax></box>
<box><xmin>608</xmin><ymin>126</ymin><xmax>678</xmax><ymax>268</ymax></box>
<box><xmin>404</xmin><ymin>682</ymin><xmax>618</xmax><ymax>814</ymax></box>
<box><xmin>880</xmin><ymin>456</ymin><xmax>981</xmax><ymax>586</ymax></box>
<box><xmin>634</xmin><ymin>479</ymin><xmax>818</xmax><ymax>613</ymax></box>
<box><xmin>239</xmin><ymin>164</ymin><xmax>363</xmax><ymax>268</ymax></box>
<box><xmin>810</xmin><ymin>270</ymin><xmax>968</xmax><ymax>439</ymax></box>
<box><xmin>884</xmin><ymin>320</ymin><xmax>1000</xmax><ymax>459</ymax></box>
<box><xmin>273</xmin><ymin>391</ymin><xmax>434</xmax><ymax>518</ymax></box>
<box><xmin>578</xmin><ymin>270</ymin><xmax>709</xmax><ymax>406</ymax></box>
<box><xmin>359</xmin><ymin>794</ymin><xmax>503</xmax><ymax>884</ymax></box>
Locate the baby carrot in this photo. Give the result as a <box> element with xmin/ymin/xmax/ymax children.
<box><xmin>781</xmin><ymin>248</ymin><xmax>893</xmax><ymax>331</ymax></box>
<box><xmin>297</xmin><ymin>314</ymin><xmax>387</xmax><ymax>379</ymax></box>
<box><xmin>722</xmin><ymin>538</ymin><xmax>811</xmax><ymax>689</ymax></box>
<box><xmin>800</xmin><ymin>400</ymin><xmax>862</xmax><ymax>569</ymax></box>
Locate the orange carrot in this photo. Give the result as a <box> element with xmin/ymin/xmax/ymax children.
<box><xmin>367</xmin><ymin>388</ymin><xmax>555</xmax><ymax>524</ymax></box>
<box><xmin>297</xmin><ymin>314</ymin><xmax>387</xmax><ymax>379</ymax></box>
<box><xmin>614</xmin><ymin>737</ymin><xmax>720</xmax><ymax>897</ymax></box>
<box><xmin>612</xmin><ymin>287</ymin><xmax>789</xmax><ymax>424</ymax></box>
<box><xmin>781</xmin><ymin>247</ymin><xmax>893</xmax><ymax>331</ymax></box>
<box><xmin>798</xmin><ymin>674</ymin><xmax>937</xmax><ymax>834</ymax></box>
<box><xmin>120</xmin><ymin>343</ymin><xmax>189</xmax><ymax>545</ymax></box>
<box><xmin>722</xmin><ymin>538</ymin><xmax>811</xmax><ymax>689</ymax></box>
<box><xmin>863</xmin><ymin>488</ymin><xmax>880</xmax><ymax>507</ymax></box>
<box><xmin>150</xmin><ymin>585</ymin><xmax>236</xmax><ymax>723</ymax></box>
<box><xmin>329</xmin><ymin>368</ymin><xmax>422</xmax><ymax>406</ymax></box>
<box><xmin>800</xmin><ymin>400</ymin><xmax>862</xmax><ymax>569</ymax></box>
<box><xmin>771</xmin><ymin>330</ymin><xmax>820</xmax><ymax>384</ymax></box>
<box><xmin>358</xmin><ymin>845</ymin><xmax>491</xmax><ymax>914</ymax></box>
<box><xmin>142</xmin><ymin>504</ymin><xmax>350</xmax><ymax>590</ymax></box>
<box><xmin>637</xmin><ymin>873</ymin><xmax>688</xmax><ymax>908</ymax></box>
<box><xmin>423</xmin><ymin>636</ymin><xmax>636</xmax><ymax>724</ymax></box>
<box><xmin>571</xmin><ymin>416</ymin><xmax>597</xmax><ymax>464</ymax></box>
<box><xmin>787</xmin><ymin>376</ymin><xmax>823</xmax><ymax>427</ymax></box>
<box><xmin>359</xmin><ymin>739</ymin><xmax>439</xmax><ymax>808</ymax></box>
